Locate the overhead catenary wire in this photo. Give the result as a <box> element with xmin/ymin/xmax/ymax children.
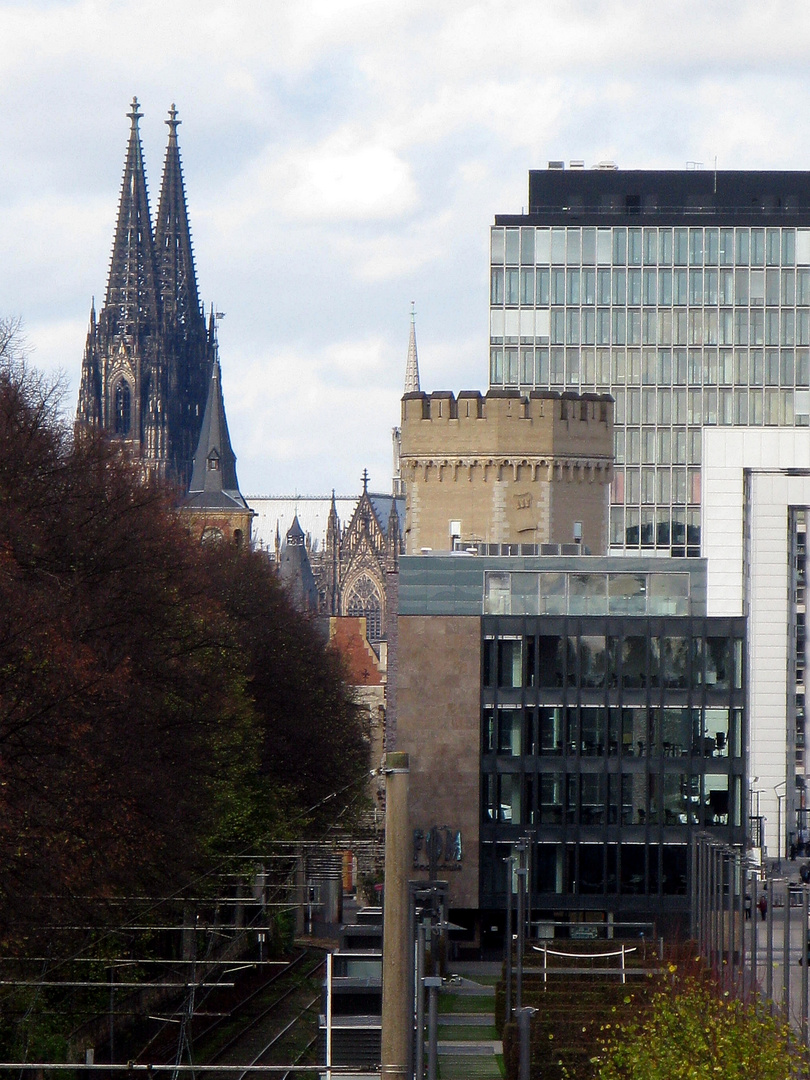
<box><xmin>0</xmin><ymin>765</ymin><xmax>375</xmax><ymax>999</ymax></box>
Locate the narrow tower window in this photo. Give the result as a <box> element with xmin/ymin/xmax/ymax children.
<box><xmin>113</xmin><ymin>381</ymin><xmax>131</xmax><ymax>436</ymax></box>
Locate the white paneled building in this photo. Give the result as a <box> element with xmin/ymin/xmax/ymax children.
<box><xmin>703</xmin><ymin>429</ymin><xmax>810</xmax><ymax>856</ymax></box>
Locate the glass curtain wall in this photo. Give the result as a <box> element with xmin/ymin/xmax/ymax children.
<box><xmin>490</xmin><ymin>225</ymin><xmax>810</xmax><ymax>555</ymax></box>
<box><xmin>480</xmin><ymin>614</ymin><xmax>746</xmax><ymax>913</ymax></box>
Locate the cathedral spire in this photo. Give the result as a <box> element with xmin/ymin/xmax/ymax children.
<box><xmin>404</xmin><ymin>301</ymin><xmax>420</xmax><ymax>393</ymax></box>
<box><xmin>103</xmin><ymin>97</ymin><xmax>160</xmax><ymax>345</ymax></box>
<box><xmin>155</xmin><ymin>104</ymin><xmax>210</xmax><ymax>487</ymax></box>
<box><xmin>155</xmin><ymin>104</ymin><xmax>203</xmax><ymax>338</ymax></box>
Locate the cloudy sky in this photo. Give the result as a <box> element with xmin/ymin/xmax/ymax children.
<box><xmin>2</xmin><ymin>0</ymin><xmax>810</xmax><ymax>497</ymax></box>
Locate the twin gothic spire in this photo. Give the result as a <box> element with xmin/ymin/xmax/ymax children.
<box><xmin>77</xmin><ymin>99</ymin><xmax>217</xmax><ymax>492</ymax></box>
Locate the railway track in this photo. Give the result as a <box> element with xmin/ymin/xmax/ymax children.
<box><xmin>202</xmin><ymin>951</ymin><xmax>324</xmax><ymax>1070</ymax></box>
<box><xmin>134</xmin><ymin>948</ymin><xmax>325</xmax><ymax>1074</ymax></box>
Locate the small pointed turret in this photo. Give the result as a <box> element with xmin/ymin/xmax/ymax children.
<box><xmin>103</xmin><ymin>97</ymin><xmax>160</xmax><ymax>345</ymax></box>
<box><xmin>286</xmin><ymin>514</ymin><xmax>305</xmax><ymax>546</ymax></box>
<box><xmin>182</xmin><ymin>350</ymin><xmax>253</xmax><ymax>545</ymax></box>
<box><xmin>76</xmin><ymin>300</ymin><xmax>101</xmax><ymax>428</ymax></box>
<box><xmin>325</xmin><ymin>490</ymin><xmax>341</xmax><ymax>615</ymax></box>
<box><xmin>327</xmin><ymin>491</ymin><xmax>340</xmax><ymax>538</ymax></box>
<box><xmin>386</xmin><ymin>496</ymin><xmax>401</xmax><ymax>569</ymax></box>
<box><xmin>404</xmin><ymin>302</ymin><xmax>420</xmax><ymax>393</ymax></box>
<box><xmin>279</xmin><ymin>514</ymin><xmax>319</xmax><ymax>612</ymax></box>
<box><xmin>187</xmin><ymin>356</ymin><xmax>245</xmax><ymax>505</ymax></box>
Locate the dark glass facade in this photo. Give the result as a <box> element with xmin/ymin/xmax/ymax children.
<box><xmin>480</xmin><ymin>613</ymin><xmax>746</xmax><ymax>922</ymax></box>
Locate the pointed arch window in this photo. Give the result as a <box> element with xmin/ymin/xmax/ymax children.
<box><xmin>113</xmin><ymin>380</ymin><xmax>132</xmax><ymax>437</ymax></box>
<box><xmin>345</xmin><ymin>574</ymin><xmax>383</xmax><ymax>641</ymax></box>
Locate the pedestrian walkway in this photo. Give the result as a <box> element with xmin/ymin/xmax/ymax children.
<box><xmin>435</xmin><ymin>970</ymin><xmax>504</xmax><ymax>1080</ymax></box>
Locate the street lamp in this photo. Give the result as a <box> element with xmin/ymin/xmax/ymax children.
<box><xmin>775</xmin><ymin>782</ymin><xmax>787</xmax><ymax>870</ymax></box>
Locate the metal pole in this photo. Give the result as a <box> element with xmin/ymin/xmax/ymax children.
<box><xmin>708</xmin><ymin>842</ymin><xmax>712</xmax><ymax>972</ymax></box>
<box><xmin>784</xmin><ymin>878</ymin><xmax>792</xmax><ymax>1020</ymax></box>
<box><xmin>730</xmin><ymin>851</ymin><xmax>734</xmax><ymax>993</ymax></box>
<box><xmin>736</xmin><ymin>852</ymin><xmax>745</xmax><ymax>994</ymax></box>
<box><xmin>526</xmin><ymin>836</ymin><xmax>533</xmax><ymax>949</ymax></box>
<box><xmin>695</xmin><ymin>838</ymin><xmax>702</xmax><ymax>955</ymax></box>
<box><xmin>803</xmin><ymin>885</ymin><xmax>809</xmax><ymax>1045</ymax></box>
<box><xmin>766</xmin><ymin>875</ymin><xmax>774</xmax><ymax>1007</ymax></box>
<box><xmin>381</xmin><ymin>752</ymin><xmax>411</xmax><ymax>1080</ymax></box>
<box><xmin>695</xmin><ymin>829</ymin><xmax>699</xmax><ymax>941</ymax></box>
<box><xmin>750</xmin><ymin>867</ymin><xmax>758</xmax><ymax>999</ymax></box>
<box><xmin>109</xmin><ymin>966</ymin><xmax>115</xmax><ymax>1068</ymax></box>
<box><xmin>415</xmin><ymin>922</ymin><xmax>425</xmax><ymax>1080</ymax></box>
<box><xmin>732</xmin><ymin>851</ymin><xmax>741</xmax><ymax>992</ymax></box>
<box><xmin>325</xmin><ymin>951</ymin><xmax>332</xmax><ymax>1080</ymax></box>
<box><xmin>708</xmin><ymin>846</ymin><xmax>717</xmax><ymax>976</ymax></box>
<box><xmin>516</xmin><ymin>860</ymin><xmax>526</xmax><ymax>1013</ymax></box>
<box><xmin>505</xmin><ymin>857</ymin><xmax>513</xmax><ymax>1023</ymax></box>
<box><xmin>721</xmin><ymin>846</ymin><xmax>725</xmax><ymax>984</ymax></box>
<box><xmin>518</xmin><ymin>1007</ymin><xmax>536</xmax><ymax>1080</ymax></box>
<box><xmin>728</xmin><ymin>852</ymin><xmax>736</xmax><ymax>993</ymax></box>
<box><xmin>407</xmin><ymin>890</ymin><xmax>416</xmax><ymax>1080</ymax></box>
<box><xmin>698</xmin><ymin>838</ymin><xmax>707</xmax><ymax>958</ymax></box>
<box><xmin>706</xmin><ymin>838</ymin><xmax>713</xmax><ymax>960</ymax></box>
<box><xmin>425</xmin><ymin>977</ymin><xmax>441</xmax><ymax>1080</ymax></box>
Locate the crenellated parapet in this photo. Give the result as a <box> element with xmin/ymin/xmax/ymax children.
<box><xmin>400</xmin><ymin>388</ymin><xmax>614</xmax><ymax>555</ymax></box>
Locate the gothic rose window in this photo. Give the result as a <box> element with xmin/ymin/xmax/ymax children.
<box><xmin>346</xmin><ymin>574</ymin><xmax>383</xmax><ymax>641</ymax></box>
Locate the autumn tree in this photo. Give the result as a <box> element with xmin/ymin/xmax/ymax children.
<box><xmin>204</xmin><ymin>545</ymin><xmax>371</xmax><ymax>837</ymax></box>
<box><xmin>591</xmin><ymin>977</ymin><xmax>805</xmax><ymax>1080</ymax></box>
<box><xmin>0</xmin><ymin>350</ymin><xmax>251</xmax><ymax>937</ymax></box>
<box><xmin>0</xmin><ymin>325</ymin><xmax>368</xmax><ymax>942</ymax></box>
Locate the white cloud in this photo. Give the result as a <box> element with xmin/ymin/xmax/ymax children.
<box><xmin>253</xmin><ymin>131</ymin><xmax>418</xmax><ymax>223</ymax></box>
<box><xmin>5</xmin><ymin>0</ymin><xmax>810</xmax><ymax>494</ymax></box>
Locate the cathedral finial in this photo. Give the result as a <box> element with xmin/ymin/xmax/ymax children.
<box><xmin>166</xmin><ymin>103</ymin><xmax>181</xmax><ymax>134</ymax></box>
<box><xmin>405</xmin><ymin>302</ymin><xmax>420</xmax><ymax>394</ymax></box>
<box><xmin>362</xmin><ymin>468</ymin><xmax>369</xmax><ymax>494</ymax></box>
<box><xmin>127</xmin><ymin>97</ymin><xmax>142</xmax><ymax>127</ymax></box>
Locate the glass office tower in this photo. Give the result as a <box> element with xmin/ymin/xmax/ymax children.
<box><xmin>490</xmin><ymin>168</ymin><xmax>810</xmax><ymax>555</ymax></box>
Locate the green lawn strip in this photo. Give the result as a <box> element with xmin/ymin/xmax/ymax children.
<box><xmin>437</xmin><ymin>1024</ymin><xmax>499</xmax><ymax>1041</ymax></box>
<box><xmin>438</xmin><ymin>1057</ymin><xmax>504</xmax><ymax>1080</ymax></box>
<box><xmin>439</xmin><ymin>992</ymin><xmax>496</xmax><ymax>1014</ymax></box>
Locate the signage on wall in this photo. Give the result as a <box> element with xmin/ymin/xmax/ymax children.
<box><xmin>413</xmin><ymin>825</ymin><xmax>463</xmax><ymax>871</ymax></box>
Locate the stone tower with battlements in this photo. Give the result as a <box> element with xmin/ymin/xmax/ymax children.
<box><xmin>400</xmin><ymin>388</ymin><xmax>614</xmax><ymax>554</ymax></box>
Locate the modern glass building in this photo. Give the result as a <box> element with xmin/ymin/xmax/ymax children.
<box><xmin>394</xmin><ymin>554</ymin><xmax>746</xmax><ymax>939</ymax></box>
<box><xmin>490</xmin><ymin>168</ymin><xmax>810</xmax><ymax>555</ymax></box>
<box><xmin>479</xmin><ymin>564</ymin><xmax>746</xmax><ymax>932</ymax></box>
